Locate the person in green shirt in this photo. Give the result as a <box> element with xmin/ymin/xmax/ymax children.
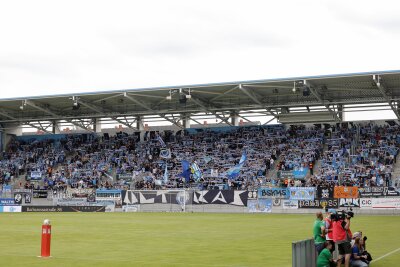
<box><xmin>317</xmin><ymin>241</ymin><xmax>337</xmax><ymax>267</ymax></box>
<box><xmin>313</xmin><ymin>211</ymin><xmax>326</xmax><ymax>254</ymax></box>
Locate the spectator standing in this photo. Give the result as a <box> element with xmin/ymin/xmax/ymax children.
<box><xmin>313</xmin><ymin>211</ymin><xmax>326</xmax><ymax>255</ymax></box>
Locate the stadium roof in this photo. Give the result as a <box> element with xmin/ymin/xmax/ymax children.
<box><xmin>1</xmin><ymin>70</ymin><xmax>400</xmax><ymax>132</ymax></box>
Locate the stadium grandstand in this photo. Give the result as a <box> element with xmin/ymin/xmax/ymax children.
<box><xmin>1</xmin><ymin>71</ymin><xmax>400</xmax><ymax>267</ymax></box>
<box><xmin>1</xmin><ymin>70</ymin><xmax>400</xmax><ymax>191</ymax></box>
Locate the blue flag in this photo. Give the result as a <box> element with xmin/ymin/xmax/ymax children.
<box><xmin>163</xmin><ymin>164</ymin><xmax>168</xmax><ymax>184</ymax></box>
<box><xmin>191</xmin><ymin>162</ymin><xmax>202</xmax><ymax>182</ymax></box>
<box><xmin>227</xmin><ymin>152</ymin><xmax>247</xmax><ymax>179</ymax></box>
<box><xmin>239</xmin><ymin>153</ymin><xmax>247</xmax><ymax>165</ymax></box>
<box><xmin>157</xmin><ymin>135</ymin><xmax>166</xmax><ymax>147</ymax></box>
<box><xmin>179</xmin><ymin>160</ymin><xmax>191</xmax><ymax>183</ymax></box>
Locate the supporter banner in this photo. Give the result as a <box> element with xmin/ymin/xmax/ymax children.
<box><xmin>279</xmin><ymin>171</ymin><xmax>294</xmax><ymax>179</ymax></box>
<box><xmin>117</xmin><ymin>174</ymin><xmax>133</xmax><ymax>182</ymax></box>
<box><xmin>339</xmin><ymin>198</ymin><xmax>360</xmax><ymax>208</ymax></box>
<box><xmin>24</xmin><ymin>193</ymin><xmax>32</xmax><ymax>204</ymax></box>
<box><xmin>193</xmin><ymin>190</ymin><xmax>248</xmax><ymax>206</ymax></box>
<box><xmin>288</xmin><ymin>187</ymin><xmax>315</xmax><ymax>201</ymax></box>
<box><xmin>33</xmin><ymin>189</ymin><xmax>48</xmax><ymax>198</ymax></box>
<box><xmin>13</xmin><ymin>189</ymin><xmax>32</xmax><ymax>205</ymax></box>
<box><xmin>123</xmin><ymin>190</ymin><xmax>193</xmax><ymax>205</ymax></box>
<box><xmin>360</xmin><ymin>198</ymin><xmax>400</xmax><ymax>209</ymax></box>
<box><xmin>14</xmin><ymin>189</ymin><xmax>33</xmax><ymax>194</ymax></box>
<box><xmin>247</xmin><ymin>190</ymin><xmax>257</xmax><ymax>200</ymax></box>
<box><xmin>2</xmin><ymin>185</ymin><xmax>12</xmax><ymax>192</ymax></box>
<box><xmin>273</xmin><ymin>198</ymin><xmax>281</xmax><ymax>206</ymax></box>
<box><xmin>66</xmin><ymin>188</ymin><xmax>95</xmax><ymax>198</ymax></box>
<box><xmin>333</xmin><ymin>186</ymin><xmax>359</xmax><ymax>199</ymax></box>
<box><xmin>278</xmin><ymin>169</ymin><xmax>309</xmax><ymax>179</ymax></box>
<box><xmin>0</xmin><ymin>185</ymin><xmax>12</xmax><ymax>195</ymax></box>
<box><xmin>298</xmin><ymin>199</ymin><xmax>339</xmax><ymax>209</ymax></box>
<box><xmin>96</xmin><ymin>189</ymin><xmax>122</xmax><ymax>200</ymax></box>
<box><xmin>122</xmin><ymin>205</ymin><xmax>140</xmax><ymax>212</ymax></box>
<box><xmin>247</xmin><ymin>199</ymin><xmax>272</xmax><ymax>213</ymax></box>
<box><xmin>0</xmin><ymin>206</ymin><xmax>22</xmax><ymax>212</ymax></box>
<box><xmin>22</xmin><ymin>206</ymin><xmax>106</xmax><ymax>212</ymax></box>
<box><xmin>258</xmin><ymin>188</ymin><xmax>289</xmax><ymax>199</ymax></box>
<box><xmin>358</xmin><ymin>187</ymin><xmax>400</xmax><ymax>198</ymax></box>
<box><xmin>293</xmin><ymin>168</ymin><xmax>309</xmax><ymax>179</ymax></box>
<box><xmin>56</xmin><ymin>199</ymin><xmax>87</xmax><ymax>206</ymax></box>
<box><xmin>0</xmin><ymin>198</ymin><xmax>15</xmax><ymax>205</ymax></box>
<box><xmin>316</xmin><ymin>186</ymin><xmax>334</xmax><ymax>199</ymax></box>
<box><xmin>30</xmin><ymin>171</ymin><xmax>42</xmax><ymax>180</ymax></box>
<box><xmin>282</xmin><ymin>200</ymin><xmax>299</xmax><ymax>209</ymax></box>
<box><xmin>160</xmin><ymin>149</ymin><xmax>171</xmax><ymax>159</ymax></box>
<box><xmin>87</xmin><ymin>193</ymin><xmax>96</xmax><ymax>202</ymax></box>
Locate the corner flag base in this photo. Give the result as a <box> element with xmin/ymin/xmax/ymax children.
<box><xmin>37</xmin><ymin>256</ymin><xmax>52</xmax><ymax>258</ymax></box>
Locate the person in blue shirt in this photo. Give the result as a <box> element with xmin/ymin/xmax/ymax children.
<box><xmin>351</xmin><ymin>237</ymin><xmax>369</xmax><ymax>267</ymax></box>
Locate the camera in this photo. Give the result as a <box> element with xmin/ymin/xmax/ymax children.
<box><xmin>329</xmin><ymin>209</ymin><xmax>355</xmax><ymax>221</ymax></box>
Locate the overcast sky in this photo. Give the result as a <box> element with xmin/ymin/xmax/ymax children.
<box><xmin>0</xmin><ymin>0</ymin><xmax>400</xmax><ymax>100</ymax></box>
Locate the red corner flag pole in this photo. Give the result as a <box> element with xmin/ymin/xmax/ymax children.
<box><xmin>40</xmin><ymin>219</ymin><xmax>52</xmax><ymax>258</ymax></box>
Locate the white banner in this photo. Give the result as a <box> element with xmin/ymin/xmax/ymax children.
<box><xmin>1</xmin><ymin>206</ymin><xmax>22</xmax><ymax>212</ymax></box>
<box><xmin>30</xmin><ymin>171</ymin><xmax>42</xmax><ymax>178</ymax></box>
<box><xmin>360</xmin><ymin>198</ymin><xmax>400</xmax><ymax>209</ymax></box>
<box><xmin>339</xmin><ymin>198</ymin><xmax>360</xmax><ymax>208</ymax></box>
<box><xmin>282</xmin><ymin>200</ymin><xmax>299</xmax><ymax>209</ymax></box>
<box><xmin>122</xmin><ymin>205</ymin><xmax>140</xmax><ymax>212</ymax></box>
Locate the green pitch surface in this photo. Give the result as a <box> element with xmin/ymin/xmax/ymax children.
<box><xmin>0</xmin><ymin>213</ymin><xmax>399</xmax><ymax>267</ymax></box>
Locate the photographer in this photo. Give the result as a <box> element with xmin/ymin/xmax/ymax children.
<box><xmin>332</xmin><ymin>211</ymin><xmax>353</xmax><ymax>267</ymax></box>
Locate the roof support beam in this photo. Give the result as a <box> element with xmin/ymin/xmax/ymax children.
<box><xmin>123</xmin><ymin>93</ymin><xmax>153</xmax><ymax>111</ymax></box>
<box><xmin>25</xmin><ymin>100</ymin><xmax>92</xmax><ymax>131</ymax></box>
<box><xmin>23</xmin><ymin>122</ymin><xmax>53</xmax><ymax>134</ymax></box>
<box><xmin>209</xmin><ymin>85</ymin><xmax>239</xmax><ymax>102</ymax></box>
<box><xmin>189</xmin><ymin>95</ymin><xmax>233</xmax><ymax>126</ymax></box>
<box><xmin>304</xmin><ymin>80</ymin><xmax>341</xmax><ymax>122</ymax></box>
<box><xmin>78</xmin><ymin>97</ymin><xmax>136</xmax><ymax>129</ymax></box>
<box><xmin>239</xmin><ymin>84</ymin><xmax>263</xmax><ymax>105</ymax></box>
<box><xmin>263</xmin><ymin>117</ymin><xmax>276</xmax><ymax>125</ymax></box>
<box><xmin>159</xmin><ymin>114</ymin><xmax>184</xmax><ymax>129</ymax></box>
<box><xmin>190</xmin><ymin>118</ymin><xmax>202</xmax><ymax>125</ymax></box>
<box><xmin>238</xmin><ymin>84</ymin><xmax>279</xmax><ymax>120</ymax></box>
<box><xmin>93</xmin><ymin>93</ymin><xmax>124</xmax><ymax>104</ymax></box>
<box><xmin>236</xmin><ymin>114</ymin><xmax>253</xmax><ymax>123</ymax></box>
<box><xmin>0</xmin><ymin>109</ymin><xmax>52</xmax><ymax>134</ymax></box>
<box><xmin>373</xmin><ymin>75</ymin><xmax>400</xmax><ymax>120</ymax></box>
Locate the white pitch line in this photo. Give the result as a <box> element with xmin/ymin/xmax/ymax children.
<box><xmin>373</xmin><ymin>247</ymin><xmax>400</xmax><ymax>263</ymax></box>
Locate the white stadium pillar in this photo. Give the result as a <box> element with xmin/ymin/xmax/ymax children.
<box><xmin>181</xmin><ymin>113</ymin><xmax>191</xmax><ymax>129</ymax></box>
<box><xmin>93</xmin><ymin>118</ymin><xmax>102</xmax><ymax>133</ymax></box>
<box><xmin>52</xmin><ymin>120</ymin><xmax>61</xmax><ymax>134</ymax></box>
<box><xmin>230</xmin><ymin>111</ymin><xmax>239</xmax><ymax>126</ymax></box>
<box><xmin>136</xmin><ymin>116</ymin><xmax>145</xmax><ymax>141</ymax></box>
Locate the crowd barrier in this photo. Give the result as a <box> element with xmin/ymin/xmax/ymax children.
<box><xmin>292</xmin><ymin>239</ymin><xmax>316</xmax><ymax>267</ymax></box>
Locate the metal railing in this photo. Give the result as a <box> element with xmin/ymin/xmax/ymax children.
<box><xmin>292</xmin><ymin>238</ymin><xmax>316</xmax><ymax>267</ymax></box>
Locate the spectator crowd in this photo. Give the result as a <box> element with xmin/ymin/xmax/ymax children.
<box><xmin>0</xmin><ymin>122</ymin><xmax>399</xmax><ymax>192</ymax></box>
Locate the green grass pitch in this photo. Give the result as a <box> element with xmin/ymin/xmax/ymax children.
<box><xmin>0</xmin><ymin>213</ymin><xmax>399</xmax><ymax>266</ymax></box>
